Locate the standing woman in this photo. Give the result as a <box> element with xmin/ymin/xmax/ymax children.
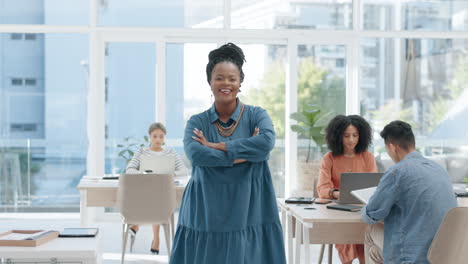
<box><xmin>125</xmin><ymin>122</ymin><xmax>187</xmax><ymax>254</ymax></box>
<box><xmin>317</xmin><ymin>115</ymin><xmax>377</xmax><ymax>264</ymax></box>
<box><xmin>170</xmin><ymin>43</ymin><xmax>286</xmax><ymax>264</ymax></box>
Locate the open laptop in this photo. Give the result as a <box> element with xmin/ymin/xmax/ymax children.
<box><xmin>338</xmin><ymin>172</ymin><xmax>383</xmax><ymax>204</ymax></box>
<box><xmin>140</xmin><ymin>155</ymin><xmax>176</xmax><ymax>174</ymax></box>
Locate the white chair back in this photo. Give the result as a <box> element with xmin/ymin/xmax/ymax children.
<box><xmin>427</xmin><ymin>207</ymin><xmax>468</xmax><ymax>264</ymax></box>
<box><xmin>117</xmin><ymin>173</ymin><xmax>176</xmax><ymax>225</ymax></box>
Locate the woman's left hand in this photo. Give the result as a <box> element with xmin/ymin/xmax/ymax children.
<box><xmin>192</xmin><ymin>128</ymin><xmax>209</xmax><ymax>146</ymax></box>
<box><xmin>192</xmin><ymin>128</ymin><xmax>226</xmax><ymax>151</ymax></box>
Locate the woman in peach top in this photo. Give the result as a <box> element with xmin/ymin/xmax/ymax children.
<box><xmin>317</xmin><ymin>115</ymin><xmax>377</xmax><ymax>264</ymax></box>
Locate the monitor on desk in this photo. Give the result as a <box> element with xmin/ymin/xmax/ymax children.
<box><xmin>140</xmin><ymin>155</ymin><xmax>175</xmax><ymax>174</ymax></box>
<box><xmin>338</xmin><ymin>172</ymin><xmax>383</xmax><ymax>204</ymax></box>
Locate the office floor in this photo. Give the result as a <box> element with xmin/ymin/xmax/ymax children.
<box><xmin>0</xmin><ymin>213</ymin><xmax>342</xmax><ymax>264</ymax></box>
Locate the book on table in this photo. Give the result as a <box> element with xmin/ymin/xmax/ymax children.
<box><xmin>350</xmin><ymin>186</ymin><xmax>377</xmax><ymax>204</ymax></box>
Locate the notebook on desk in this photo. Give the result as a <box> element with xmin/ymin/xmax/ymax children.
<box><xmin>59</xmin><ymin>228</ymin><xmax>99</xmax><ymax>238</ymax></box>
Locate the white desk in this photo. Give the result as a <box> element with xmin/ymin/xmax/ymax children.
<box><xmin>0</xmin><ymin>235</ymin><xmax>101</xmax><ymax>264</ymax></box>
<box><xmin>279</xmin><ymin>197</ymin><xmax>468</xmax><ymax>264</ymax></box>
<box><xmin>278</xmin><ymin>199</ymin><xmax>368</xmax><ymax>264</ymax></box>
<box><xmin>77</xmin><ymin>176</ymin><xmax>188</xmax><ymax>226</ymax></box>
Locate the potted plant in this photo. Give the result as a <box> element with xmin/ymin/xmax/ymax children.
<box><xmin>290</xmin><ymin>104</ymin><xmax>331</xmax><ymax>161</ymax></box>
<box><xmin>290</xmin><ymin>104</ymin><xmax>331</xmax><ymax>193</ymax></box>
<box><xmin>115</xmin><ymin>136</ymin><xmax>149</xmax><ymax>173</ymax></box>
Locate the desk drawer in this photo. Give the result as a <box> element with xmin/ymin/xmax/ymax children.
<box><xmin>292</xmin><ymin>219</ymin><xmax>368</xmax><ymax>244</ymax></box>
<box><xmin>86</xmin><ymin>189</ymin><xmax>117</xmax><ymax>207</ymax></box>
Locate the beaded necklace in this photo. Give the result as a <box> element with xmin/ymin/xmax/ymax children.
<box><xmin>214</xmin><ymin>103</ymin><xmax>245</xmax><ymax>137</ymax></box>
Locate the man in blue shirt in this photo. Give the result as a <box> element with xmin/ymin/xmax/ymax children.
<box><xmin>361</xmin><ymin>120</ymin><xmax>457</xmax><ymax>264</ymax></box>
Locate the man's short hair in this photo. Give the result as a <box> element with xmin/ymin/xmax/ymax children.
<box><xmin>380</xmin><ymin>120</ymin><xmax>415</xmax><ymax>150</ymax></box>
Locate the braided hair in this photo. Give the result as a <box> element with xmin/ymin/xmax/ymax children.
<box><xmin>206</xmin><ymin>43</ymin><xmax>246</xmax><ymax>84</ymax></box>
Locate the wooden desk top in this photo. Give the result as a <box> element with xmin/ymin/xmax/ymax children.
<box><xmin>277</xmin><ymin>198</ymin><xmax>364</xmax><ymax>224</ymax></box>
<box><xmin>77</xmin><ymin>175</ymin><xmax>189</xmax><ymax>190</ymax></box>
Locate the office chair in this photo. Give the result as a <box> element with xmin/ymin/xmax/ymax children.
<box><xmin>117</xmin><ymin>173</ymin><xmax>176</xmax><ymax>263</ymax></box>
<box><xmin>427</xmin><ymin>207</ymin><xmax>468</xmax><ymax>264</ymax></box>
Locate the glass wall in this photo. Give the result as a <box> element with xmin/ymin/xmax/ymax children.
<box><xmin>363</xmin><ymin>0</ymin><xmax>468</xmax><ymax>31</ymax></box>
<box><xmin>0</xmin><ymin>33</ymin><xmax>88</xmax><ymax>211</ymax></box>
<box><xmin>0</xmin><ymin>0</ymin><xmax>89</xmax><ymax>25</ymax></box>
<box><xmin>360</xmin><ymin>38</ymin><xmax>468</xmax><ymax>182</ymax></box>
<box><xmin>104</xmin><ymin>42</ymin><xmax>156</xmax><ymax>174</ymax></box>
<box><xmin>1</xmin><ymin>0</ymin><xmax>468</xmax><ymax>212</ymax></box>
<box><xmin>98</xmin><ymin>0</ymin><xmax>223</xmax><ymax>28</ymax></box>
<box><xmin>231</xmin><ymin>0</ymin><xmax>353</xmax><ymax>29</ymax></box>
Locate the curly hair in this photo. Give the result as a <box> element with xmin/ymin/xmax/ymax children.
<box><xmin>325</xmin><ymin>115</ymin><xmax>373</xmax><ymax>156</ymax></box>
<box><xmin>206</xmin><ymin>43</ymin><xmax>246</xmax><ymax>84</ymax></box>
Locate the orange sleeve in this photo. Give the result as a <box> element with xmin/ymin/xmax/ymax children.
<box><xmin>317</xmin><ymin>153</ymin><xmax>335</xmax><ymax>199</ymax></box>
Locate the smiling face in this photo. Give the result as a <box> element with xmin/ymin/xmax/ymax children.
<box><xmin>209</xmin><ymin>61</ymin><xmax>241</xmax><ymax>105</ymax></box>
<box><xmin>342</xmin><ymin>124</ymin><xmax>359</xmax><ymax>154</ymax></box>
<box><xmin>149</xmin><ymin>128</ymin><xmax>165</xmax><ymax>149</ymax></box>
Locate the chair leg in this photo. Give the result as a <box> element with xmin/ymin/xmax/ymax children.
<box><xmin>328</xmin><ymin>244</ymin><xmax>333</xmax><ymax>264</ymax></box>
<box><xmin>170</xmin><ymin>213</ymin><xmax>175</xmax><ymax>241</ymax></box>
<box><xmin>318</xmin><ymin>244</ymin><xmax>325</xmax><ymax>264</ymax></box>
<box><xmin>121</xmin><ymin>224</ymin><xmax>130</xmax><ymax>264</ymax></box>
<box><xmin>163</xmin><ymin>223</ymin><xmax>171</xmax><ymax>257</ymax></box>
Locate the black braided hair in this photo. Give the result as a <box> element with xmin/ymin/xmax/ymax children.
<box><xmin>206</xmin><ymin>43</ymin><xmax>246</xmax><ymax>84</ymax></box>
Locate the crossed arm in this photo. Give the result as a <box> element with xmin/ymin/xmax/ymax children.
<box><xmin>184</xmin><ymin>108</ymin><xmax>275</xmax><ymax>167</ymax></box>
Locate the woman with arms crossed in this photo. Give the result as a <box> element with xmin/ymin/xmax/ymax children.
<box><xmin>170</xmin><ymin>43</ymin><xmax>286</xmax><ymax>264</ymax></box>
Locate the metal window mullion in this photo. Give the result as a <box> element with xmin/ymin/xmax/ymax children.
<box><xmin>156</xmin><ymin>41</ymin><xmax>166</xmax><ymax>123</ymax></box>
<box><xmin>90</xmin><ymin>0</ymin><xmax>98</xmax><ymax>27</ymax></box>
<box><xmin>87</xmin><ymin>31</ymin><xmax>105</xmax><ymax>177</ymax></box>
<box><xmin>224</xmin><ymin>0</ymin><xmax>231</xmax><ymax>30</ymax></box>
<box><xmin>285</xmin><ymin>38</ymin><xmax>298</xmax><ymax>197</ymax></box>
<box><xmin>347</xmin><ymin>37</ymin><xmax>360</xmax><ymax>115</ymax></box>
<box><xmin>353</xmin><ymin>0</ymin><xmax>362</xmax><ymax>31</ymax></box>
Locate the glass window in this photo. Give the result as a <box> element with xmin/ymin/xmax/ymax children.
<box><xmin>0</xmin><ymin>33</ymin><xmax>89</xmax><ymax>212</ymax></box>
<box><xmin>25</xmin><ymin>78</ymin><xmax>37</xmax><ymax>86</ymax></box>
<box><xmin>363</xmin><ymin>0</ymin><xmax>468</xmax><ymax>31</ymax></box>
<box><xmin>105</xmin><ymin>42</ymin><xmax>156</xmax><ymax>174</ymax></box>
<box><xmin>295</xmin><ymin>44</ymin><xmax>347</xmax><ymax>192</ymax></box>
<box><xmin>231</xmin><ymin>0</ymin><xmax>352</xmax><ymax>30</ymax></box>
<box><xmin>0</xmin><ymin>0</ymin><xmax>89</xmax><ymax>25</ymax></box>
<box><xmin>11</xmin><ymin>78</ymin><xmax>23</xmax><ymax>86</ymax></box>
<box><xmin>238</xmin><ymin>44</ymin><xmax>287</xmax><ymax>197</ymax></box>
<box><xmin>10</xmin><ymin>33</ymin><xmax>23</xmax><ymax>40</ymax></box>
<box><xmin>98</xmin><ymin>0</ymin><xmax>223</xmax><ymax>28</ymax></box>
<box><xmin>360</xmin><ymin>38</ymin><xmax>468</xmax><ymax>182</ymax></box>
<box><xmin>165</xmin><ymin>43</ymin><xmax>216</xmax><ymax>168</ymax></box>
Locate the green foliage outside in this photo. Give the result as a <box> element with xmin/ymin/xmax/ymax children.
<box><xmin>240</xmin><ymin>58</ymin><xmax>345</xmax><ymax>139</ymax></box>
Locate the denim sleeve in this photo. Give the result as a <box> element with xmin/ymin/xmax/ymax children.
<box><xmin>361</xmin><ymin>168</ymin><xmax>400</xmax><ymax>224</ymax></box>
<box><xmin>183</xmin><ymin>116</ymin><xmax>234</xmax><ymax>168</ymax></box>
<box><xmin>225</xmin><ymin>108</ymin><xmax>275</xmax><ymax>162</ymax></box>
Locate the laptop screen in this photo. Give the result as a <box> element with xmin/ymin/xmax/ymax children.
<box><xmin>338</xmin><ymin>172</ymin><xmax>383</xmax><ymax>204</ymax></box>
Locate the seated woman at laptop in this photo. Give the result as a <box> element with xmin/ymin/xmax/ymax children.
<box><xmin>317</xmin><ymin>115</ymin><xmax>377</xmax><ymax>264</ymax></box>
<box><xmin>125</xmin><ymin>122</ymin><xmax>187</xmax><ymax>254</ymax></box>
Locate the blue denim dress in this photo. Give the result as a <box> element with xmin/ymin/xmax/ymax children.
<box><xmin>170</xmin><ymin>103</ymin><xmax>286</xmax><ymax>264</ymax></box>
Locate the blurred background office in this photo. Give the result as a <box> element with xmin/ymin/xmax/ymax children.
<box><xmin>1</xmin><ymin>0</ymin><xmax>468</xmax><ymax>215</ymax></box>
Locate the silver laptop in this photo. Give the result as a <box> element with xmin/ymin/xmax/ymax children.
<box><xmin>140</xmin><ymin>155</ymin><xmax>176</xmax><ymax>174</ymax></box>
<box><xmin>338</xmin><ymin>172</ymin><xmax>383</xmax><ymax>204</ymax></box>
